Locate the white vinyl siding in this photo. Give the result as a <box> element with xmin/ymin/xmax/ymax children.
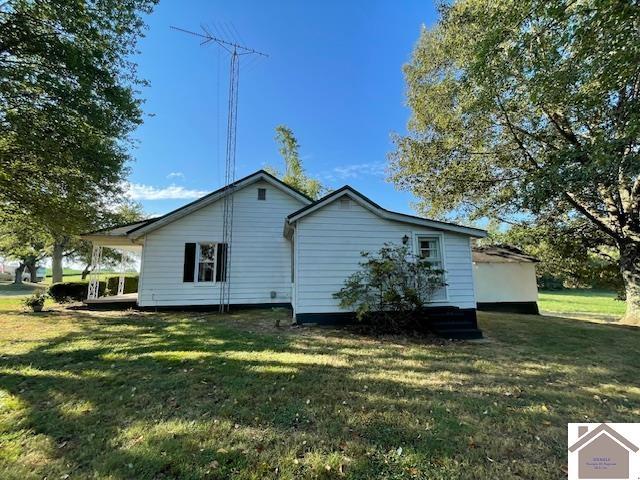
<box><xmin>138</xmin><ymin>180</ymin><xmax>304</xmax><ymax>307</ymax></box>
<box><xmin>474</xmin><ymin>262</ymin><xmax>538</xmax><ymax>303</ymax></box>
<box><xmin>294</xmin><ymin>196</ymin><xmax>476</xmax><ymax>314</ymax></box>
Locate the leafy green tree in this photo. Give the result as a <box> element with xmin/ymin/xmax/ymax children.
<box><xmin>487</xmin><ymin>220</ymin><xmax>623</xmax><ymax>292</ymax></box>
<box><xmin>0</xmin><ymin>0</ymin><xmax>157</xmax><ymax>279</ymax></box>
<box><xmin>269</xmin><ymin>125</ymin><xmax>324</xmax><ymax>199</ymax></box>
<box><xmin>0</xmin><ymin>213</ymin><xmax>51</xmax><ymax>283</ymax></box>
<box><xmin>391</xmin><ymin>1</ymin><xmax>640</xmax><ymax>323</ymax></box>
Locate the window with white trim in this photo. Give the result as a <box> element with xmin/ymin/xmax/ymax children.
<box><xmin>416</xmin><ymin>235</ymin><xmax>446</xmax><ymax>300</ymax></box>
<box><xmin>197</xmin><ymin>242</ymin><xmax>217</xmax><ymax>282</ymax></box>
<box><xmin>417</xmin><ymin>236</ymin><xmax>442</xmax><ymax>267</ymax></box>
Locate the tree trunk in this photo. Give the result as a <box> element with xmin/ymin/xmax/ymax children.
<box><xmin>13</xmin><ymin>263</ymin><xmax>25</xmax><ymax>284</ymax></box>
<box><xmin>27</xmin><ymin>263</ymin><xmax>38</xmax><ymax>282</ymax></box>
<box><xmin>51</xmin><ymin>240</ymin><xmax>64</xmax><ymax>283</ymax></box>
<box><xmin>81</xmin><ymin>264</ymin><xmax>92</xmax><ymax>280</ymax></box>
<box><xmin>619</xmin><ymin>241</ymin><xmax>640</xmax><ymax>324</ymax></box>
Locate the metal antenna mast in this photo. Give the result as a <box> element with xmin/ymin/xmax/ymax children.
<box><xmin>171</xmin><ymin>25</ymin><xmax>267</xmax><ymax>313</ymax></box>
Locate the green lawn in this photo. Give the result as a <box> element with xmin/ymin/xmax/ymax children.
<box><xmin>42</xmin><ymin>272</ymin><xmax>137</xmax><ymax>285</ymax></box>
<box><xmin>0</xmin><ymin>282</ymin><xmax>47</xmax><ymax>309</ymax></box>
<box><xmin>43</xmin><ymin>268</ymin><xmax>83</xmax><ymax>276</ymax></box>
<box><xmin>539</xmin><ymin>289</ymin><xmax>626</xmax><ymax>318</ymax></box>
<box><xmin>0</xmin><ymin>302</ymin><xmax>639</xmax><ymax>479</ymax></box>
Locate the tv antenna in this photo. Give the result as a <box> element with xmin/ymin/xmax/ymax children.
<box><xmin>171</xmin><ymin>24</ymin><xmax>268</xmax><ymax>313</ymax></box>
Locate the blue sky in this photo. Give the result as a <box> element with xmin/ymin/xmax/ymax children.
<box><xmin>127</xmin><ymin>1</ymin><xmax>439</xmax><ymax>216</ymax></box>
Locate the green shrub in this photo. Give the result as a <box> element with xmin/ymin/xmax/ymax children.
<box><xmin>537</xmin><ymin>275</ymin><xmax>564</xmax><ymax>291</ymax></box>
<box><xmin>333</xmin><ymin>243</ymin><xmax>446</xmax><ymax>332</ymax></box>
<box><xmin>48</xmin><ymin>281</ymin><xmax>105</xmax><ymax>303</ymax></box>
<box><xmin>106</xmin><ymin>275</ymin><xmax>139</xmax><ymax>294</ymax></box>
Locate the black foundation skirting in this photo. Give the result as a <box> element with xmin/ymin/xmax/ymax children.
<box><xmin>295</xmin><ymin>307</ymin><xmax>479</xmax><ymax>326</ymax></box>
<box><xmin>476</xmin><ymin>301</ymin><xmax>539</xmax><ymax>315</ymax></box>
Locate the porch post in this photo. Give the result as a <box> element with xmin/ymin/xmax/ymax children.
<box><xmin>117</xmin><ymin>249</ymin><xmax>126</xmax><ymax>296</ymax></box>
<box><xmin>87</xmin><ymin>245</ymin><xmax>103</xmax><ymax>300</ymax></box>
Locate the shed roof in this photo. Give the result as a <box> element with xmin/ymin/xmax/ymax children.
<box><xmin>472</xmin><ymin>245</ymin><xmax>539</xmax><ymax>264</ymax></box>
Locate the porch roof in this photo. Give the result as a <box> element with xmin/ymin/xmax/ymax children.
<box><xmin>80</xmin><ymin>219</ymin><xmax>152</xmax><ymax>248</ymax></box>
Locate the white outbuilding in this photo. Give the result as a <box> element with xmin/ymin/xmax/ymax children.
<box><xmin>472</xmin><ymin>245</ymin><xmax>540</xmax><ymax>314</ymax></box>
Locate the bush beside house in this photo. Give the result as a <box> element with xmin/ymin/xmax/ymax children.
<box><xmin>48</xmin><ymin>281</ymin><xmax>106</xmax><ymax>303</ymax></box>
<box><xmin>106</xmin><ymin>276</ymin><xmax>138</xmax><ymax>295</ymax></box>
<box><xmin>333</xmin><ymin>243</ymin><xmax>446</xmax><ymax>333</ymax></box>
<box><xmin>48</xmin><ymin>276</ymin><xmax>138</xmax><ymax>303</ymax></box>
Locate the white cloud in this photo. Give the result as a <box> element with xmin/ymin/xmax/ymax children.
<box><xmin>125</xmin><ymin>183</ymin><xmax>208</xmax><ymax>201</ymax></box>
<box><xmin>323</xmin><ymin>162</ymin><xmax>387</xmax><ymax>181</ymax></box>
<box><xmin>166</xmin><ymin>172</ymin><xmax>185</xmax><ymax>180</ymax></box>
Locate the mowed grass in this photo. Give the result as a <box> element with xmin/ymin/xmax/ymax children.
<box><xmin>42</xmin><ymin>273</ymin><xmax>137</xmax><ymax>285</ymax></box>
<box><xmin>0</xmin><ymin>303</ymin><xmax>639</xmax><ymax>479</ymax></box>
<box><xmin>0</xmin><ymin>283</ymin><xmax>47</xmax><ymax>309</ymax></box>
<box><xmin>539</xmin><ymin>289</ymin><xmax>626</xmax><ymax>318</ymax></box>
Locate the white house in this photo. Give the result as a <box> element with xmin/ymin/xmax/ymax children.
<box><xmin>473</xmin><ymin>245</ymin><xmax>539</xmax><ymax>314</ymax></box>
<box><xmin>81</xmin><ymin>170</ymin><xmax>487</xmax><ymax>338</ymax></box>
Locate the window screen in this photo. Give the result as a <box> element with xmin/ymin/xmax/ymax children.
<box><xmin>418</xmin><ymin>237</ymin><xmax>442</xmax><ymax>267</ymax></box>
<box><xmin>197</xmin><ymin>243</ymin><xmax>217</xmax><ymax>282</ymax></box>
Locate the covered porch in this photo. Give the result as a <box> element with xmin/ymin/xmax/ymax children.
<box><xmin>84</xmin><ymin>292</ymin><xmax>138</xmax><ymax>306</ymax></box>
<box><xmin>80</xmin><ymin>222</ymin><xmax>148</xmax><ymax>306</ymax></box>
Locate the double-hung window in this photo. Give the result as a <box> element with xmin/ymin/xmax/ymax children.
<box><xmin>197</xmin><ymin>242</ymin><xmax>217</xmax><ymax>282</ymax></box>
<box><xmin>417</xmin><ymin>236</ymin><xmax>442</xmax><ymax>268</ymax></box>
<box><xmin>416</xmin><ymin>235</ymin><xmax>446</xmax><ymax>300</ymax></box>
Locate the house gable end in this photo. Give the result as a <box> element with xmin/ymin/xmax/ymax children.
<box><xmin>287</xmin><ymin>186</ymin><xmax>487</xmax><ymax>238</ymax></box>
<box><xmin>127</xmin><ymin>170</ymin><xmax>313</xmax><ymax>239</ymax></box>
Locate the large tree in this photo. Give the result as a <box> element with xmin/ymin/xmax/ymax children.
<box><xmin>0</xmin><ymin>0</ymin><xmax>157</xmax><ymax>281</ymax></box>
<box><xmin>390</xmin><ymin>0</ymin><xmax>640</xmax><ymax>322</ymax></box>
<box><xmin>0</xmin><ymin>213</ymin><xmax>51</xmax><ymax>283</ymax></box>
<box><xmin>269</xmin><ymin>125</ymin><xmax>324</xmax><ymax>200</ymax></box>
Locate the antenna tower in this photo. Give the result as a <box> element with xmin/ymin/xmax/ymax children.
<box><xmin>171</xmin><ymin>24</ymin><xmax>267</xmax><ymax>313</ymax></box>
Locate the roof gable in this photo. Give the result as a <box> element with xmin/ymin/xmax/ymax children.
<box><xmin>127</xmin><ymin>170</ymin><xmax>313</xmax><ymax>238</ymax></box>
<box><xmin>287</xmin><ymin>186</ymin><xmax>487</xmax><ymax>238</ymax></box>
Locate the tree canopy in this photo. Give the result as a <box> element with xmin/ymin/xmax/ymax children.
<box><xmin>0</xmin><ymin>0</ymin><xmax>157</xmax><ymax>230</ymax></box>
<box><xmin>0</xmin><ymin>212</ymin><xmax>51</xmax><ymax>282</ymax></box>
<box><xmin>391</xmin><ymin>0</ymin><xmax>640</xmax><ymax>322</ymax></box>
<box><xmin>270</xmin><ymin>125</ymin><xmax>324</xmax><ymax>200</ymax></box>
<box><xmin>486</xmin><ymin>219</ymin><xmax>622</xmax><ymax>292</ymax></box>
